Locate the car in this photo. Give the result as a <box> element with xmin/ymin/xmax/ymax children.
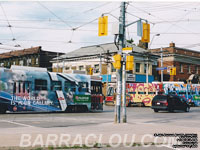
<box><xmin>151</xmin><ymin>94</ymin><xmax>190</xmax><ymax>113</ymax></box>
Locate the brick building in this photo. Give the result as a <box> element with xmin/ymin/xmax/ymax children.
<box><xmin>151</xmin><ymin>43</ymin><xmax>200</xmax><ymax>83</ymax></box>
<box><xmin>0</xmin><ymin>46</ymin><xmax>64</xmax><ymax>71</ymax></box>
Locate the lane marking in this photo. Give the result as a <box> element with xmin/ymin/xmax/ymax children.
<box><xmin>0</xmin><ymin>120</ymin><xmax>35</xmax><ymax>128</ymax></box>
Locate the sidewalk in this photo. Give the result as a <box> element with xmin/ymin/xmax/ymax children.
<box><xmin>0</xmin><ymin>121</ymin><xmax>199</xmax><ymax>149</ymax></box>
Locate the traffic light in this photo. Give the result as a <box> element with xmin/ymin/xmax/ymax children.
<box><xmin>98</xmin><ymin>16</ymin><xmax>108</xmax><ymax>36</ymax></box>
<box><xmin>89</xmin><ymin>68</ymin><xmax>93</xmax><ymax>75</ymax></box>
<box><xmin>170</xmin><ymin>67</ymin><xmax>176</xmax><ymax>75</ymax></box>
<box><xmin>141</xmin><ymin>23</ymin><xmax>150</xmax><ymax>43</ymax></box>
<box><xmin>126</xmin><ymin>55</ymin><xmax>134</xmax><ymax>71</ymax></box>
<box><xmin>173</xmin><ymin>67</ymin><xmax>176</xmax><ymax>75</ymax></box>
<box><xmin>112</xmin><ymin>54</ymin><xmax>121</xmax><ymax>69</ymax></box>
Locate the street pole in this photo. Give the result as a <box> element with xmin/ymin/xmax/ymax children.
<box><xmin>100</xmin><ymin>52</ymin><xmax>102</xmax><ymax>75</ymax></box>
<box><xmin>122</xmin><ymin>53</ymin><xmax>127</xmax><ymax>123</ymax></box>
<box><xmin>115</xmin><ymin>2</ymin><xmax>126</xmax><ymax>123</ymax></box>
<box><xmin>161</xmin><ymin>47</ymin><xmax>163</xmax><ymax>82</ymax></box>
<box><xmin>57</xmin><ymin>52</ymin><xmax>59</xmax><ymax>73</ymax></box>
<box><xmin>146</xmin><ymin>56</ymin><xmax>149</xmax><ymax>84</ymax></box>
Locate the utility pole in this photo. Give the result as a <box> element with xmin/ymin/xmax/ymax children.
<box><xmin>122</xmin><ymin>53</ymin><xmax>127</xmax><ymax>123</ymax></box>
<box><xmin>115</xmin><ymin>2</ymin><xmax>126</xmax><ymax>123</ymax></box>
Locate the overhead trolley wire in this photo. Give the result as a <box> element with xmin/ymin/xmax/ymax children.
<box><xmin>0</xmin><ymin>3</ymin><xmax>17</xmax><ymax>43</ymax></box>
<box><xmin>37</xmin><ymin>2</ymin><xmax>73</xmax><ymax>29</ymax></box>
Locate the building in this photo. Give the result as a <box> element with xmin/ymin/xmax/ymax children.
<box><xmin>51</xmin><ymin>43</ymin><xmax>158</xmax><ymax>83</ymax></box>
<box><xmin>151</xmin><ymin>42</ymin><xmax>200</xmax><ymax>83</ymax></box>
<box><xmin>0</xmin><ymin>46</ymin><xmax>64</xmax><ymax>71</ymax></box>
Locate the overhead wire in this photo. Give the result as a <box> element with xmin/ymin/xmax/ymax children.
<box><xmin>0</xmin><ymin>3</ymin><xmax>17</xmax><ymax>44</ymax></box>
<box><xmin>128</xmin><ymin>3</ymin><xmax>200</xmax><ymax>38</ymax></box>
<box><xmin>37</xmin><ymin>2</ymin><xmax>73</xmax><ymax>29</ymax></box>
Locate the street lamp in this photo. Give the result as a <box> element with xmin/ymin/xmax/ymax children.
<box><xmin>146</xmin><ymin>33</ymin><xmax>160</xmax><ymax>84</ymax></box>
<box><xmin>96</xmin><ymin>45</ymin><xmax>110</xmax><ymax>98</ymax></box>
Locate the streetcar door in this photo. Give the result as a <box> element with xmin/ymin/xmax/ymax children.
<box><xmin>49</xmin><ymin>72</ymin><xmax>67</xmax><ymax>111</ymax></box>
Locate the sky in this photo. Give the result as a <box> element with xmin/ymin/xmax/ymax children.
<box><xmin>0</xmin><ymin>1</ymin><xmax>200</xmax><ymax>53</ymax></box>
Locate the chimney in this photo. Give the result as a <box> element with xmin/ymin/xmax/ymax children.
<box><xmin>169</xmin><ymin>42</ymin><xmax>175</xmax><ymax>47</ymax></box>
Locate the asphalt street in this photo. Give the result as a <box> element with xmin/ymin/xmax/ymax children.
<box><xmin>0</xmin><ymin>106</ymin><xmax>199</xmax><ymax>150</ymax></box>
<box><xmin>0</xmin><ymin>106</ymin><xmax>200</xmax><ymax>129</ymax></box>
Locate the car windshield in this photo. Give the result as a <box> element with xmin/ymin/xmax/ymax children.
<box><xmin>153</xmin><ymin>95</ymin><xmax>167</xmax><ymax>101</ymax></box>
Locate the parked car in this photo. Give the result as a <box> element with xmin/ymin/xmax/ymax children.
<box><xmin>151</xmin><ymin>94</ymin><xmax>190</xmax><ymax>112</ymax></box>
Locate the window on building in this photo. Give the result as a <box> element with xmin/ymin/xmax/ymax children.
<box><xmin>65</xmin><ymin>67</ymin><xmax>70</xmax><ymax>70</ymax></box>
<box><xmin>23</xmin><ymin>59</ymin><xmax>27</xmax><ymax>66</ymax></box>
<box><xmin>71</xmin><ymin>66</ymin><xmax>76</xmax><ymax>70</ymax></box>
<box><xmin>195</xmin><ymin>66</ymin><xmax>198</xmax><ymax>74</ymax></box>
<box><xmin>35</xmin><ymin>79</ymin><xmax>47</xmax><ymax>90</ymax></box>
<box><xmin>180</xmin><ymin>64</ymin><xmax>183</xmax><ymax>73</ymax></box>
<box><xmin>188</xmin><ymin>65</ymin><xmax>191</xmax><ymax>73</ymax></box>
<box><xmin>79</xmin><ymin>66</ymin><xmax>84</xmax><ymax>71</ymax></box>
<box><xmin>27</xmin><ymin>58</ymin><xmax>31</xmax><ymax>66</ymax></box>
<box><xmin>19</xmin><ymin>60</ymin><xmax>23</xmax><ymax>66</ymax></box>
<box><xmin>144</xmin><ymin>64</ymin><xmax>149</xmax><ymax>73</ymax></box>
<box><xmin>111</xmin><ymin>64</ymin><xmax>116</xmax><ymax>72</ymax></box>
<box><xmin>36</xmin><ymin>58</ymin><xmax>39</xmax><ymax>65</ymax></box>
<box><xmin>94</xmin><ymin>64</ymin><xmax>99</xmax><ymax>73</ymax></box>
<box><xmin>136</xmin><ymin>63</ymin><xmax>140</xmax><ymax>73</ymax></box>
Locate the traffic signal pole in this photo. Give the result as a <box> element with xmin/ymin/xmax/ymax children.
<box><xmin>115</xmin><ymin>2</ymin><xmax>126</xmax><ymax>123</ymax></box>
<box><xmin>122</xmin><ymin>53</ymin><xmax>127</xmax><ymax>123</ymax></box>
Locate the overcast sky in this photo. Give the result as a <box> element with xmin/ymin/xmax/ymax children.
<box><xmin>0</xmin><ymin>1</ymin><xmax>200</xmax><ymax>53</ymax></box>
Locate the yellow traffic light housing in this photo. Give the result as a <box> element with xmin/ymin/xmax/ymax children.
<box><xmin>141</xmin><ymin>23</ymin><xmax>150</xmax><ymax>43</ymax></box>
<box><xmin>98</xmin><ymin>16</ymin><xmax>108</xmax><ymax>36</ymax></box>
<box><xmin>89</xmin><ymin>68</ymin><xmax>93</xmax><ymax>75</ymax></box>
<box><xmin>112</xmin><ymin>54</ymin><xmax>121</xmax><ymax>69</ymax></box>
<box><xmin>170</xmin><ymin>67</ymin><xmax>176</xmax><ymax>75</ymax></box>
<box><xmin>126</xmin><ymin>55</ymin><xmax>134</xmax><ymax>71</ymax></box>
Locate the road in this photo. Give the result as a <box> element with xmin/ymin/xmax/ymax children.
<box><xmin>0</xmin><ymin>106</ymin><xmax>199</xmax><ymax>150</ymax></box>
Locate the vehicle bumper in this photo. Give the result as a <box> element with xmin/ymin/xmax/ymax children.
<box><xmin>151</xmin><ymin>106</ymin><xmax>168</xmax><ymax>110</ymax></box>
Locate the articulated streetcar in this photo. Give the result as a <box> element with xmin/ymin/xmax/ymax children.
<box><xmin>0</xmin><ymin>66</ymin><xmax>103</xmax><ymax>113</ymax></box>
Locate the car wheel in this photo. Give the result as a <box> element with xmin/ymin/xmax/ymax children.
<box><xmin>154</xmin><ymin>109</ymin><xmax>159</xmax><ymax>112</ymax></box>
<box><xmin>185</xmin><ymin>106</ymin><xmax>190</xmax><ymax>112</ymax></box>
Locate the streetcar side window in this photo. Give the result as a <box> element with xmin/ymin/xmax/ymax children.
<box><xmin>51</xmin><ymin>81</ymin><xmax>62</xmax><ymax>91</ymax></box>
<box><xmin>91</xmin><ymin>81</ymin><xmax>102</xmax><ymax>94</ymax></box>
<box><xmin>35</xmin><ymin>79</ymin><xmax>47</xmax><ymax>90</ymax></box>
<box><xmin>78</xmin><ymin>82</ymin><xmax>89</xmax><ymax>92</ymax></box>
<box><xmin>13</xmin><ymin>82</ymin><xmax>16</xmax><ymax>93</ymax></box>
<box><xmin>64</xmin><ymin>81</ymin><xmax>76</xmax><ymax>92</ymax></box>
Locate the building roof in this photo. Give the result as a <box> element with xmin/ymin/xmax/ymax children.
<box><xmin>54</xmin><ymin>43</ymin><xmax>148</xmax><ymax>60</ymax></box>
<box><xmin>0</xmin><ymin>46</ymin><xmax>41</xmax><ymax>59</ymax></box>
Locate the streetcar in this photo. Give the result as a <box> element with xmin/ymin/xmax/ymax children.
<box><xmin>105</xmin><ymin>82</ymin><xmax>200</xmax><ymax>107</ymax></box>
<box><xmin>0</xmin><ymin>66</ymin><xmax>103</xmax><ymax>113</ymax></box>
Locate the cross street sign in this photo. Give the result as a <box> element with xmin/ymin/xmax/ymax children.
<box><xmin>156</xmin><ymin>67</ymin><xmax>167</xmax><ymax>71</ymax></box>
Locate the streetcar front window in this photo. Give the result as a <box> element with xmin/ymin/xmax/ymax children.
<box><xmin>107</xmin><ymin>87</ymin><xmax>114</xmax><ymax>96</ymax></box>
